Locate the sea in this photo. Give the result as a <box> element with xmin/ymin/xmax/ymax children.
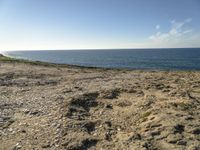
<box><xmin>3</xmin><ymin>48</ymin><xmax>200</xmax><ymax>70</ymax></box>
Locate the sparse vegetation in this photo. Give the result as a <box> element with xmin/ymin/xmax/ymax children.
<box><xmin>0</xmin><ymin>54</ymin><xmax>66</xmax><ymax>67</ymax></box>
<box><xmin>170</xmin><ymin>102</ymin><xmax>194</xmax><ymax>110</ymax></box>
<box><xmin>140</xmin><ymin>111</ymin><xmax>152</xmax><ymax>122</ymax></box>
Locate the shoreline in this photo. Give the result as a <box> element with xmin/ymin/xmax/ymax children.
<box><xmin>1</xmin><ymin>54</ymin><xmax>200</xmax><ymax>72</ymax></box>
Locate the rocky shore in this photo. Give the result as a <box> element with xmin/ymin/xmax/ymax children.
<box><xmin>0</xmin><ymin>55</ymin><xmax>200</xmax><ymax>150</ymax></box>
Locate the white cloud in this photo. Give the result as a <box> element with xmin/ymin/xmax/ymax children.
<box><xmin>149</xmin><ymin>18</ymin><xmax>194</xmax><ymax>46</ymax></box>
<box><xmin>156</xmin><ymin>25</ymin><xmax>160</xmax><ymax>30</ymax></box>
<box><xmin>185</xmin><ymin>18</ymin><xmax>192</xmax><ymax>23</ymax></box>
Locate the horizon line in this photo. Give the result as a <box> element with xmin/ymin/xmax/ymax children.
<box><xmin>2</xmin><ymin>47</ymin><xmax>200</xmax><ymax>52</ymax></box>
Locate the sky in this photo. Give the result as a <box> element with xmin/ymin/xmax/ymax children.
<box><xmin>0</xmin><ymin>0</ymin><xmax>200</xmax><ymax>51</ymax></box>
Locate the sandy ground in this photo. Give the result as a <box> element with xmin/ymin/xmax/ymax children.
<box><xmin>0</xmin><ymin>61</ymin><xmax>200</xmax><ymax>150</ymax></box>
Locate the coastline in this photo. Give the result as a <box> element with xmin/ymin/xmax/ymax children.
<box><xmin>0</xmin><ymin>54</ymin><xmax>131</xmax><ymax>71</ymax></box>
<box><xmin>1</xmin><ymin>54</ymin><xmax>200</xmax><ymax>72</ymax></box>
<box><xmin>0</xmin><ymin>54</ymin><xmax>200</xmax><ymax>149</ymax></box>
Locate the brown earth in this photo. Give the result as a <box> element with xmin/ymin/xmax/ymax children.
<box><xmin>0</xmin><ymin>60</ymin><xmax>200</xmax><ymax>150</ymax></box>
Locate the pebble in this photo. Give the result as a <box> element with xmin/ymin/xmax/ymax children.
<box><xmin>22</xmin><ymin>109</ymin><xmax>30</xmax><ymax>114</ymax></box>
<box><xmin>192</xmin><ymin>128</ymin><xmax>200</xmax><ymax>135</ymax></box>
<box><xmin>0</xmin><ymin>118</ymin><xmax>3</xmax><ymax>122</ymax></box>
<box><xmin>8</xmin><ymin>128</ymin><xmax>13</xmax><ymax>132</ymax></box>
<box><xmin>93</xmin><ymin>132</ymin><xmax>97</xmax><ymax>136</ymax></box>
<box><xmin>20</xmin><ymin>129</ymin><xmax>26</xmax><ymax>133</ymax></box>
<box><xmin>177</xmin><ymin>140</ymin><xmax>187</xmax><ymax>146</ymax></box>
<box><xmin>56</xmin><ymin>123</ymin><xmax>61</xmax><ymax>128</ymax></box>
<box><xmin>52</xmin><ymin>123</ymin><xmax>57</xmax><ymax>127</ymax></box>
<box><xmin>13</xmin><ymin>143</ymin><xmax>22</xmax><ymax>150</ymax></box>
<box><xmin>106</xmin><ymin>104</ymin><xmax>113</xmax><ymax>109</ymax></box>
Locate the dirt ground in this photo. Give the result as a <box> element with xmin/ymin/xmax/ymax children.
<box><xmin>0</xmin><ymin>62</ymin><xmax>200</xmax><ymax>150</ymax></box>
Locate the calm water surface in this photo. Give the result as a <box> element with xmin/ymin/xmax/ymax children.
<box><xmin>4</xmin><ymin>48</ymin><xmax>200</xmax><ymax>70</ymax></box>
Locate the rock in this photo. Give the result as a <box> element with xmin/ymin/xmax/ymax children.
<box><xmin>51</xmin><ymin>123</ymin><xmax>57</xmax><ymax>127</ymax></box>
<box><xmin>41</xmin><ymin>141</ymin><xmax>51</xmax><ymax>148</ymax></box>
<box><xmin>187</xmin><ymin>141</ymin><xmax>200</xmax><ymax>150</ymax></box>
<box><xmin>128</xmin><ymin>133</ymin><xmax>142</xmax><ymax>141</ymax></box>
<box><xmin>105</xmin><ymin>104</ymin><xmax>113</xmax><ymax>109</ymax></box>
<box><xmin>13</xmin><ymin>143</ymin><xmax>22</xmax><ymax>150</ymax></box>
<box><xmin>150</xmin><ymin>131</ymin><xmax>161</xmax><ymax>136</ymax></box>
<box><xmin>65</xmin><ymin>92</ymin><xmax>99</xmax><ymax>120</ymax></box>
<box><xmin>177</xmin><ymin>140</ymin><xmax>187</xmax><ymax>146</ymax></box>
<box><xmin>0</xmin><ymin>117</ymin><xmax>3</xmax><ymax>122</ymax></box>
<box><xmin>8</xmin><ymin>128</ymin><xmax>13</xmax><ymax>132</ymax></box>
<box><xmin>167</xmin><ymin>134</ymin><xmax>182</xmax><ymax>144</ymax></box>
<box><xmin>143</xmin><ymin>95</ymin><xmax>156</xmax><ymax>107</ymax></box>
<box><xmin>22</xmin><ymin>109</ymin><xmax>30</xmax><ymax>114</ymax></box>
<box><xmin>29</xmin><ymin>110</ymin><xmax>43</xmax><ymax>116</ymax></box>
<box><xmin>56</xmin><ymin>123</ymin><xmax>61</xmax><ymax>128</ymax></box>
<box><xmin>191</xmin><ymin>128</ymin><xmax>200</xmax><ymax>135</ymax></box>
<box><xmin>117</xmin><ymin>101</ymin><xmax>132</xmax><ymax>107</ymax></box>
<box><xmin>101</xmin><ymin>89</ymin><xmax>120</xmax><ymax>99</ymax></box>
<box><xmin>55</xmin><ymin>144</ymin><xmax>59</xmax><ymax>147</ymax></box>
<box><xmin>105</xmin><ymin>121</ymin><xmax>112</xmax><ymax>128</ymax></box>
<box><xmin>62</xmin><ymin>138</ymin><xmax>98</xmax><ymax>150</ymax></box>
<box><xmin>63</xmin><ymin>88</ymin><xmax>72</xmax><ymax>93</ymax></box>
<box><xmin>185</xmin><ymin>116</ymin><xmax>194</xmax><ymax>120</ymax></box>
<box><xmin>20</xmin><ymin>129</ymin><xmax>26</xmax><ymax>133</ymax></box>
<box><xmin>141</xmin><ymin>142</ymin><xmax>149</xmax><ymax>149</ymax></box>
<box><xmin>105</xmin><ymin>131</ymin><xmax>112</xmax><ymax>141</ymax></box>
<box><xmin>82</xmin><ymin>121</ymin><xmax>96</xmax><ymax>133</ymax></box>
<box><xmin>150</xmin><ymin>124</ymin><xmax>162</xmax><ymax>128</ymax></box>
<box><xmin>173</xmin><ymin>124</ymin><xmax>185</xmax><ymax>134</ymax></box>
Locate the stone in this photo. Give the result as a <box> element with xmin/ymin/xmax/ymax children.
<box><xmin>173</xmin><ymin>124</ymin><xmax>185</xmax><ymax>134</ymax></box>
<box><xmin>13</xmin><ymin>143</ymin><xmax>22</xmax><ymax>150</ymax></box>
<box><xmin>106</xmin><ymin>104</ymin><xmax>113</xmax><ymax>109</ymax></box>
<box><xmin>191</xmin><ymin>128</ymin><xmax>200</xmax><ymax>135</ymax></box>
<box><xmin>177</xmin><ymin>140</ymin><xmax>187</xmax><ymax>146</ymax></box>
<box><xmin>167</xmin><ymin>134</ymin><xmax>182</xmax><ymax>144</ymax></box>
<box><xmin>101</xmin><ymin>89</ymin><xmax>120</xmax><ymax>99</ymax></box>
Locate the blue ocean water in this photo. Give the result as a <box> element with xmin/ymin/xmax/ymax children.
<box><xmin>4</xmin><ymin>48</ymin><xmax>200</xmax><ymax>70</ymax></box>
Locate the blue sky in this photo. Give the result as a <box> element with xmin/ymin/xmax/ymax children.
<box><xmin>0</xmin><ymin>0</ymin><xmax>200</xmax><ymax>50</ymax></box>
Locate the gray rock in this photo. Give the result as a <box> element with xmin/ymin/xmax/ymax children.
<box><xmin>191</xmin><ymin>128</ymin><xmax>200</xmax><ymax>135</ymax></box>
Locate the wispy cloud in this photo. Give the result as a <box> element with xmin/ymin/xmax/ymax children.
<box><xmin>149</xmin><ymin>18</ymin><xmax>193</xmax><ymax>44</ymax></box>
<box><xmin>156</xmin><ymin>25</ymin><xmax>160</xmax><ymax>30</ymax></box>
